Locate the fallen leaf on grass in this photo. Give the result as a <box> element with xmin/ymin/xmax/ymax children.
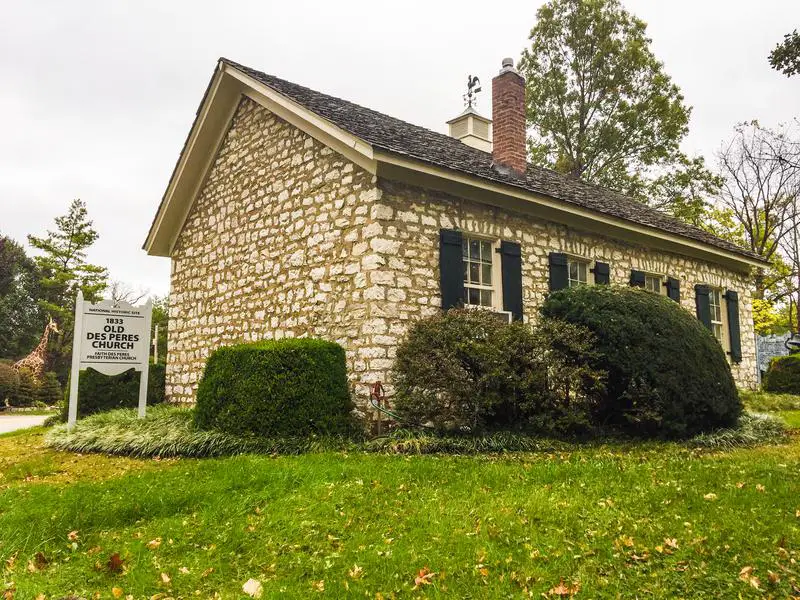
<box><xmin>160</xmin><ymin>572</ymin><xmax>171</xmax><ymax>584</ymax></box>
<box><xmin>756</xmin><ymin>484</ymin><xmax>766</xmax><ymax>492</ymax></box>
<box><xmin>703</xmin><ymin>493</ymin><xmax>717</xmax><ymax>501</ymax></box>
<box><xmin>736</xmin><ymin>482</ymin><xmax>746</xmax><ymax>489</ymax></box>
<box><xmin>107</xmin><ymin>552</ymin><xmax>124</xmax><ymax>574</ymax></box>
<box><xmin>179</xmin><ymin>566</ymin><xmax>190</xmax><ymax>574</ymax></box>
<box><xmin>548</xmin><ymin>579</ymin><xmax>580</xmax><ymax>597</ymax></box>
<box><xmin>613</xmin><ymin>535</ymin><xmax>634</xmax><ymax>549</ymax></box>
<box><xmin>200</xmin><ymin>567</ymin><xmax>214</xmax><ymax>578</ymax></box>
<box><xmin>27</xmin><ymin>552</ymin><xmax>49</xmax><ymax>572</ymax></box>
<box><xmin>112</xmin><ymin>588</ymin><xmax>124</xmax><ymax>598</ymax></box>
<box><xmin>348</xmin><ymin>564</ymin><xmax>364</xmax><ymax>579</ymax></box>
<box><xmin>313</xmin><ymin>580</ymin><xmax>325</xmax><ymax>592</ymax></box>
<box><xmin>768</xmin><ymin>570</ymin><xmax>780</xmax><ymax>584</ymax></box>
<box><xmin>739</xmin><ymin>566</ymin><xmax>761</xmax><ymax>589</ymax></box>
<box><xmin>146</xmin><ymin>538</ymin><xmax>162</xmax><ymax>550</ymax></box>
<box><xmin>413</xmin><ymin>566</ymin><xmax>436</xmax><ymax>589</ymax></box>
<box><xmin>67</xmin><ymin>530</ymin><xmax>79</xmax><ymax>542</ymax></box>
<box><xmin>242</xmin><ymin>578</ymin><xmax>263</xmax><ymax>598</ymax></box>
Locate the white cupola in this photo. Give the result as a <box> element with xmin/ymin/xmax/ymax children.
<box><xmin>447</xmin><ymin>106</ymin><xmax>493</xmax><ymax>152</ymax></box>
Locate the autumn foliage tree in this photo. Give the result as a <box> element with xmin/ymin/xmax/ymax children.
<box><xmin>714</xmin><ymin>122</ymin><xmax>800</xmax><ymax>331</ymax></box>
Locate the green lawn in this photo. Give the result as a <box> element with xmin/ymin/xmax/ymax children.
<box><xmin>1</xmin><ymin>427</ymin><xmax>800</xmax><ymax>598</ymax></box>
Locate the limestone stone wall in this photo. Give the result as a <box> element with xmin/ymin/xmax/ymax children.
<box><xmin>167</xmin><ymin>97</ymin><xmax>386</xmax><ymax>404</ymax></box>
<box><xmin>365</xmin><ymin>180</ymin><xmax>758</xmax><ymax>390</ymax></box>
<box><xmin>167</xmin><ymin>97</ymin><xmax>758</xmax><ymax>407</ymax></box>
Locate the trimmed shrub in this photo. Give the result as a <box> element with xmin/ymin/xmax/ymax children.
<box><xmin>392</xmin><ymin>309</ymin><xmax>509</xmax><ymax>431</ymax></box>
<box><xmin>391</xmin><ymin>309</ymin><xmax>603</xmax><ymax>433</ymax></box>
<box><xmin>37</xmin><ymin>371</ymin><xmax>62</xmax><ymax>406</ymax></box>
<box><xmin>763</xmin><ymin>354</ymin><xmax>800</xmax><ymax>395</ymax></box>
<box><xmin>194</xmin><ymin>339</ymin><xmax>356</xmax><ymax>438</ymax></box>
<box><xmin>59</xmin><ymin>363</ymin><xmax>166</xmax><ymax>420</ymax></box>
<box><xmin>541</xmin><ymin>286</ymin><xmax>741</xmax><ymax>437</ymax></box>
<box><xmin>0</xmin><ymin>363</ymin><xmax>19</xmax><ymax>406</ymax></box>
<box><xmin>10</xmin><ymin>368</ymin><xmax>38</xmax><ymax>407</ymax></box>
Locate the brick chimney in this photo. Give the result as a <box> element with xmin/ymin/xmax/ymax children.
<box><xmin>491</xmin><ymin>57</ymin><xmax>526</xmax><ymax>175</ymax></box>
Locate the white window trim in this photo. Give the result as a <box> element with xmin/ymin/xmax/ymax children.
<box><xmin>565</xmin><ymin>255</ymin><xmax>593</xmax><ymax>287</ymax></box>
<box><xmin>462</xmin><ymin>234</ymin><xmax>504</xmax><ymax>311</ymax></box>
<box><xmin>643</xmin><ymin>272</ymin><xmax>665</xmax><ymax>295</ymax></box>
<box><xmin>702</xmin><ymin>284</ymin><xmax>730</xmax><ymax>359</ymax></box>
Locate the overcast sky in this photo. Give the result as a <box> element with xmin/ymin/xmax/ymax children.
<box><xmin>1</xmin><ymin>0</ymin><xmax>797</xmax><ymax>298</ymax></box>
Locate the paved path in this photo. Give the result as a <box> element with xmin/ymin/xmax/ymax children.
<box><xmin>0</xmin><ymin>415</ymin><xmax>48</xmax><ymax>434</ymax></box>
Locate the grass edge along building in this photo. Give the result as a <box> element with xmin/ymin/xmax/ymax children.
<box><xmin>144</xmin><ymin>57</ymin><xmax>767</xmax><ymax>408</ymax></box>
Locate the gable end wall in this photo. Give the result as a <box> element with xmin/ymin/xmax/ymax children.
<box><xmin>167</xmin><ymin>97</ymin><xmax>387</xmax><ymax>405</ymax></box>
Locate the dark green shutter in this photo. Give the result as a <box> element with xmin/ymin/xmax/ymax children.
<box><xmin>695</xmin><ymin>284</ymin><xmax>712</xmax><ymax>330</ymax></box>
<box><xmin>500</xmin><ymin>241</ymin><xmax>523</xmax><ymax>321</ymax></box>
<box><xmin>630</xmin><ymin>270</ymin><xmax>646</xmax><ymax>287</ymax></box>
<box><xmin>593</xmin><ymin>261</ymin><xmax>610</xmax><ymax>285</ymax></box>
<box><xmin>439</xmin><ymin>229</ymin><xmax>464</xmax><ymax>310</ymax></box>
<box><xmin>549</xmin><ymin>252</ymin><xmax>568</xmax><ymax>291</ymax></box>
<box><xmin>725</xmin><ymin>290</ymin><xmax>742</xmax><ymax>363</ymax></box>
<box><xmin>666</xmin><ymin>277</ymin><xmax>680</xmax><ymax>302</ymax></box>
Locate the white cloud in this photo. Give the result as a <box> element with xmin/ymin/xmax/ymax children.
<box><xmin>1</xmin><ymin>0</ymin><xmax>797</xmax><ymax>296</ymax></box>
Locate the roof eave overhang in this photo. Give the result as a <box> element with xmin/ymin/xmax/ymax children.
<box><xmin>373</xmin><ymin>150</ymin><xmax>766</xmax><ymax>273</ymax></box>
<box><xmin>144</xmin><ymin>61</ymin><xmax>763</xmax><ymax>273</ymax></box>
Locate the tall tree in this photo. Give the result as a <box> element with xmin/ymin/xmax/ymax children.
<box><xmin>28</xmin><ymin>199</ymin><xmax>108</xmax><ymax>379</ymax></box>
<box><xmin>715</xmin><ymin>122</ymin><xmax>800</xmax><ymax>328</ymax></box>
<box><xmin>0</xmin><ymin>235</ymin><xmax>45</xmax><ymax>359</ymax></box>
<box><xmin>769</xmin><ymin>29</ymin><xmax>800</xmax><ymax>77</ymax></box>
<box><xmin>151</xmin><ymin>295</ymin><xmax>169</xmax><ymax>364</ymax></box>
<box><xmin>518</xmin><ymin>0</ymin><xmax>717</xmax><ymax>215</ymax></box>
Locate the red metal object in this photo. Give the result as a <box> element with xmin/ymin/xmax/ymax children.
<box><xmin>370</xmin><ymin>381</ymin><xmax>387</xmax><ymax>434</ymax></box>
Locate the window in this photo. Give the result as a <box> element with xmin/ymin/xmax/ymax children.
<box><xmin>644</xmin><ymin>274</ymin><xmax>662</xmax><ymax>294</ymax></box>
<box><xmin>462</xmin><ymin>236</ymin><xmax>495</xmax><ymax>308</ymax></box>
<box><xmin>709</xmin><ymin>288</ymin><xmax>724</xmax><ymax>342</ymax></box>
<box><xmin>567</xmin><ymin>258</ymin><xmax>588</xmax><ymax>287</ymax></box>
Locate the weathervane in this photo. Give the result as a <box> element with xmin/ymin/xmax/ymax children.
<box><xmin>463</xmin><ymin>75</ymin><xmax>481</xmax><ymax>108</ymax></box>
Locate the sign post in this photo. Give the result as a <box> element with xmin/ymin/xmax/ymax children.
<box><xmin>67</xmin><ymin>292</ymin><xmax>153</xmax><ymax>431</ymax></box>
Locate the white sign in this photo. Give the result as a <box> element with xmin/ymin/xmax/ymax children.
<box><xmin>67</xmin><ymin>291</ymin><xmax>153</xmax><ymax>430</ymax></box>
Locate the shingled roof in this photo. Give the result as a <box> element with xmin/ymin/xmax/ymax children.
<box><xmin>223</xmin><ymin>58</ymin><xmax>763</xmax><ymax>263</ymax></box>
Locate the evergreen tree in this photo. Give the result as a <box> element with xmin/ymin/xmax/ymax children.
<box><xmin>0</xmin><ymin>235</ymin><xmax>45</xmax><ymax>359</ymax></box>
<box><xmin>28</xmin><ymin>199</ymin><xmax>108</xmax><ymax>380</ymax></box>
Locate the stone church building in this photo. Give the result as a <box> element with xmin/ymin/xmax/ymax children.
<box><xmin>144</xmin><ymin>58</ymin><xmax>766</xmax><ymax>406</ymax></box>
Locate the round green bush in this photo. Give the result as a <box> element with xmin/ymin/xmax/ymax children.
<box><xmin>36</xmin><ymin>371</ymin><xmax>62</xmax><ymax>406</ymax></box>
<box><xmin>391</xmin><ymin>309</ymin><xmax>604</xmax><ymax>433</ymax></box>
<box><xmin>11</xmin><ymin>367</ymin><xmax>38</xmax><ymax>407</ymax></box>
<box><xmin>194</xmin><ymin>338</ymin><xmax>356</xmax><ymax>438</ymax></box>
<box><xmin>0</xmin><ymin>363</ymin><xmax>20</xmax><ymax>405</ymax></box>
<box><xmin>541</xmin><ymin>286</ymin><xmax>740</xmax><ymax>437</ymax></box>
<box><xmin>59</xmin><ymin>363</ymin><xmax>166</xmax><ymax>420</ymax></box>
<box><xmin>392</xmin><ymin>309</ymin><xmax>511</xmax><ymax>431</ymax></box>
<box><xmin>763</xmin><ymin>354</ymin><xmax>800</xmax><ymax>395</ymax></box>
